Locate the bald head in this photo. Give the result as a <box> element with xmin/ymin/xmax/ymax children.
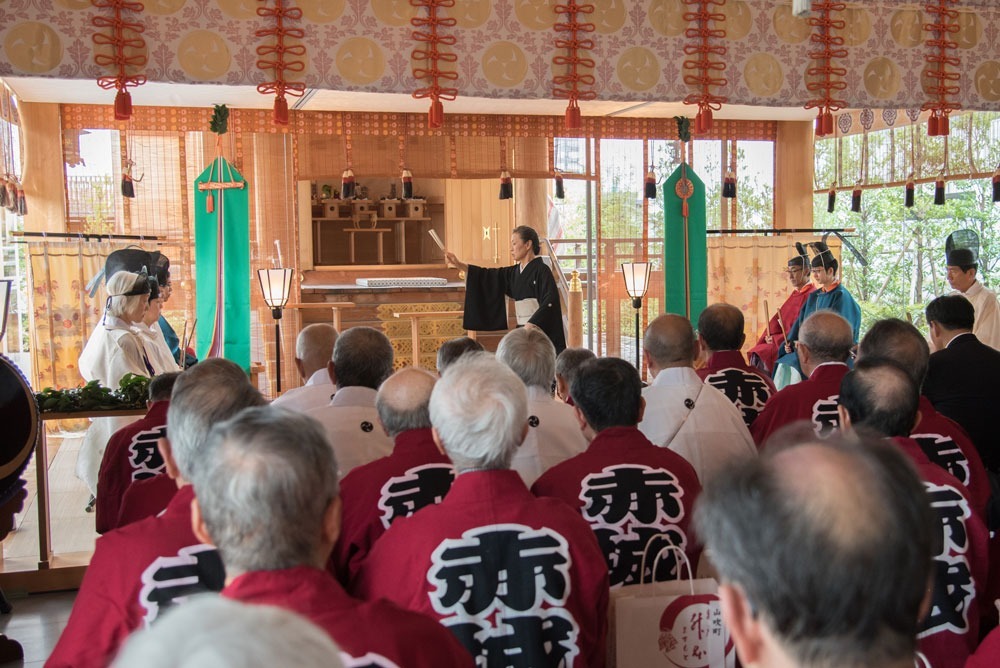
<box><xmin>644</xmin><ymin>314</ymin><xmax>696</xmax><ymax>371</ymax></box>
<box><xmin>375</xmin><ymin>367</ymin><xmax>438</xmax><ymax>438</ymax></box>
<box><xmin>695</xmin><ymin>435</ymin><xmax>935</xmax><ymax>667</ymax></box>
<box><xmin>839</xmin><ymin>359</ymin><xmax>918</xmax><ymax>438</ymax></box>
<box><xmin>857</xmin><ymin>318</ymin><xmax>929</xmax><ymax>388</ymax></box>
<box><xmin>295</xmin><ymin>324</ymin><xmax>339</xmax><ymax>379</ymax></box>
<box><xmin>799</xmin><ymin>311</ymin><xmax>853</xmax><ymax>364</ymax></box>
<box><xmin>698</xmin><ymin>303</ymin><xmax>745</xmax><ymax>352</ymax></box>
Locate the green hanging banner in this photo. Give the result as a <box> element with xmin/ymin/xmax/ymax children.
<box><xmin>193</xmin><ymin>156</ymin><xmax>251</xmax><ymax>372</ymax></box>
<box><xmin>662</xmin><ymin>162</ymin><xmax>707</xmax><ymax>322</ymax></box>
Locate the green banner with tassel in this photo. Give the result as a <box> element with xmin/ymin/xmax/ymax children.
<box><xmin>194</xmin><ymin>155</ymin><xmax>250</xmax><ymax>371</ymax></box>
<box><xmin>662</xmin><ymin>162</ymin><xmax>707</xmax><ymax>322</ymax></box>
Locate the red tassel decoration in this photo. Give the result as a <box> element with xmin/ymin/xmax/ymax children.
<box><xmin>342</xmin><ymin>168</ymin><xmax>356</xmax><ymax>199</ymax></box>
<box><xmin>921</xmin><ymin>0</ymin><xmax>961</xmax><ymax>137</ymax></box>
<box><xmin>804</xmin><ymin>2</ymin><xmax>847</xmax><ymax>137</ymax></box>
<box><xmin>850</xmin><ymin>187</ymin><xmax>862</xmax><ymax>212</ymax></box>
<box><xmin>411</xmin><ymin>0</ymin><xmax>459</xmax><ymax>129</ymax></box>
<box><xmin>428</xmin><ymin>99</ymin><xmax>444</xmax><ymax>129</ymax></box>
<box><xmin>553</xmin><ymin>1</ymin><xmax>596</xmax><ymax>131</ymax></box>
<box><xmin>682</xmin><ymin>0</ymin><xmax>728</xmax><ymax>132</ymax></box>
<box><xmin>565</xmin><ymin>100</ymin><xmax>582</xmax><ymax>130</ymax></box>
<box><xmin>114</xmin><ymin>89</ymin><xmax>132</xmax><ymax>121</ymax></box>
<box><xmin>273</xmin><ymin>96</ymin><xmax>289</xmax><ymax>125</ymax></box>
<box><xmin>256</xmin><ymin>0</ymin><xmax>306</xmax><ymax>127</ymax></box>
<box><xmin>498</xmin><ymin>170</ymin><xmax>513</xmax><ymax>200</ymax></box>
<box><xmin>644</xmin><ymin>170</ymin><xmax>657</xmax><ymax>199</ymax></box>
<box><xmin>402</xmin><ymin>169</ymin><xmax>413</xmax><ymax>199</ymax></box>
<box><xmin>15</xmin><ymin>188</ymin><xmax>26</xmax><ymax>216</ymax></box>
<box><xmin>722</xmin><ymin>171</ymin><xmax>736</xmax><ymax>199</ymax></box>
<box><xmin>205</xmin><ymin>192</ymin><xmax>214</xmax><ymax>213</ymax></box>
<box><xmin>93</xmin><ymin>0</ymin><xmax>147</xmax><ymax>122</ymax></box>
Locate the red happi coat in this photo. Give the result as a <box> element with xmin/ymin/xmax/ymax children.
<box><xmin>748</xmin><ymin>283</ymin><xmax>816</xmax><ymax>373</ymax></box>
<box><xmin>696</xmin><ymin>350</ymin><xmax>777</xmax><ymax>427</ymax></box>
<box><xmin>116</xmin><ymin>472</ymin><xmax>179</xmax><ymax>529</ymax></box>
<box><xmin>47</xmin><ymin>486</ymin><xmax>223</xmax><ymax>668</ymax></box>
<box><xmin>333</xmin><ymin>428</ymin><xmax>455</xmax><ymax>585</ymax></box>
<box><xmin>912</xmin><ymin>396</ymin><xmax>991</xmax><ymax>519</ymax></box>
<box><xmin>96</xmin><ymin>400</ymin><xmax>169</xmax><ymax>534</ymax></box>
<box><xmin>354</xmin><ymin>469</ymin><xmax>610</xmax><ymax>668</ymax></box>
<box><xmin>966</xmin><ymin>627</ymin><xmax>1000</xmax><ymax>668</ymax></box>
<box><xmin>224</xmin><ymin>566</ymin><xmax>473</xmax><ymax>668</ymax></box>
<box><xmin>892</xmin><ymin>437</ymin><xmax>988</xmax><ymax>668</ymax></box>
<box><xmin>532</xmin><ymin>426</ymin><xmax>703</xmax><ymax>588</ymax></box>
<box><xmin>750</xmin><ymin>363</ymin><xmax>849</xmax><ymax>448</ymax></box>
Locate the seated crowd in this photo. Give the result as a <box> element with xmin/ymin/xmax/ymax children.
<box><xmin>50</xmin><ymin>296</ymin><xmax>1000</xmax><ymax>668</ymax></box>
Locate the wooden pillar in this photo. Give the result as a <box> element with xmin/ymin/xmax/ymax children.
<box><xmin>514</xmin><ymin>177</ymin><xmax>548</xmax><ymax>237</ymax></box>
<box><xmin>19</xmin><ymin>102</ymin><xmax>67</xmax><ymax>234</ymax></box>
<box><xmin>773</xmin><ymin>120</ymin><xmax>814</xmax><ymax>230</ymax></box>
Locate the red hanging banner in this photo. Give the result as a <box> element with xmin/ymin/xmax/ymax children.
<box><xmin>256</xmin><ymin>0</ymin><xmax>306</xmax><ymax>126</ymax></box>
<box><xmin>91</xmin><ymin>0</ymin><xmax>147</xmax><ymax>121</ymax></box>
<box><xmin>411</xmin><ymin>0</ymin><xmax>459</xmax><ymax>129</ymax></box>
<box><xmin>553</xmin><ymin>2</ymin><xmax>596</xmax><ymax>130</ymax></box>
<box><xmin>681</xmin><ymin>0</ymin><xmax>728</xmax><ymax>134</ymax></box>
<box><xmin>804</xmin><ymin>1</ymin><xmax>848</xmax><ymax>137</ymax></box>
<box><xmin>922</xmin><ymin>0</ymin><xmax>961</xmax><ymax>136</ymax></box>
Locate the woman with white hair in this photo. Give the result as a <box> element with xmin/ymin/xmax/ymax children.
<box><xmin>77</xmin><ymin>270</ymin><xmax>155</xmax><ymax>499</ymax></box>
<box><xmin>79</xmin><ymin>270</ymin><xmax>155</xmax><ymax>383</ymax></box>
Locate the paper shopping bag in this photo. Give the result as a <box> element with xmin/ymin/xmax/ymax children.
<box><xmin>608</xmin><ymin>543</ymin><xmax>734</xmax><ymax>668</ymax></box>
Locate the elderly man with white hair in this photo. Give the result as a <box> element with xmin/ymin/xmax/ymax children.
<box><xmin>355</xmin><ymin>353</ymin><xmax>609</xmax><ymax>667</ymax></box>
<box><xmin>113</xmin><ymin>597</ymin><xmax>345</xmax><ymax>668</ymax></box>
<box><xmin>49</xmin><ymin>359</ymin><xmax>266</xmax><ymax>668</ymax></box>
<box><xmin>192</xmin><ymin>406</ymin><xmax>472</xmax><ymax>668</ymax></box>
<box><xmin>496</xmin><ymin>327</ymin><xmax>587</xmax><ymax>486</ymax></box>
<box><xmin>332</xmin><ymin>367</ymin><xmax>454</xmax><ymax>584</ymax></box>
<box><xmin>272</xmin><ymin>323</ymin><xmax>338</xmax><ymax>412</ymax></box>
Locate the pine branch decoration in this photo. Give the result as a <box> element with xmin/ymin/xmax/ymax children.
<box><xmin>210</xmin><ymin>104</ymin><xmax>229</xmax><ymax>135</ymax></box>
<box><xmin>674</xmin><ymin>116</ymin><xmax>692</xmax><ymax>143</ymax></box>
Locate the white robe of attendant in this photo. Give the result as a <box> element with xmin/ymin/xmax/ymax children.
<box><xmin>639</xmin><ymin>366</ymin><xmax>756</xmax><ymax>486</ymax></box>
<box><xmin>305</xmin><ymin>386</ymin><xmax>393</xmax><ymax>479</ymax></box>
<box><xmin>510</xmin><ymin>385</ymin><xmax>588</xmax><ymax>487</ymax></box>
<box><xmin>76</xmin><ymin>315</ymin><xmax>151</xmax><ymax>495</ymax></box>
<box><xmin>271</xmin><ymin>368</ymin><xmax>336</xmax><ymax>414</ymax></box>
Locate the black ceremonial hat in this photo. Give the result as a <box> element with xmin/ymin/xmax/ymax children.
<box><xmin>788</xmin><ymin>242</ymin><xmax>809</xmax><ymax>268</ymax></box>
<box><xmin>946</xmin><ymin>248</ymin><xmax>977</xmax><ymax>267</ymax></box>
<box><xmin>945</xmin><ymin>229</ymin><xmax>979</xmax><ymax>267</ymax></box>
<box><xmin>106</xmin><ymin>248</ymin><xmax>153</xmax><ymax>279</ymax></box>
<box><xmin>809</xmin><ymin>241</ymin><xmax>836</xmax><ymax>270</ymax></box>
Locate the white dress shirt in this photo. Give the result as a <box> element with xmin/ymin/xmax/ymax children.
<box><xmin>639</xmin><ymin>366</ymin><xmax>756</xmax><ymax>485</ymax></box>
<box><xmin>272</xmin><ymin>368</ymin><xmax>335</xmax><ymax>414</ymax></box>
<box><xmin>305</xmin><ymin>386</ymin><xmax>393</xmax><ymax>478</ymax></box>
<box><xmin>510</xmin><ymin>386</ymin><xmax>588</xmax><ymax>487</ymax></box>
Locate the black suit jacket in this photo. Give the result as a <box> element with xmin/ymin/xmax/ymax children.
<box><xmin>924</xmin><ymin>332</ymin><xmax>1000</xmax><ymax>472</ymax></box>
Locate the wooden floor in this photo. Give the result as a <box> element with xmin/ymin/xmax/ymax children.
<box><xmin>4</xmin><ymin>431</ymin><xmax>97</xmax><ymax>565</ymax></box>
<box><xmin>0</xmin><ymin>590</ymin><xmax>75</xmax><ymax>667</ymax></box>
<box><xmin>0</xmin><ymin>430</ymin><xmax>93</xmax><ymax>665</ymax></box>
